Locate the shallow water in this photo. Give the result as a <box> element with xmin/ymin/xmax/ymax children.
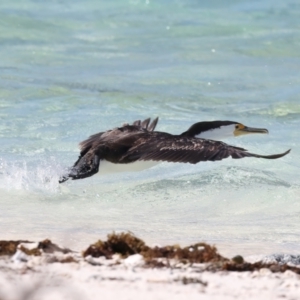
<box><xmin>0</xmin><ymin>0</ymin><xmax>300</xmax><ymax>256</ymax></box>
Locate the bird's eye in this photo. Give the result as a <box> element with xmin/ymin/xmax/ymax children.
<box><xmin>235</xmin><ymin>125</ymin><xmax>239</xmax><ymax>129</ymax></box>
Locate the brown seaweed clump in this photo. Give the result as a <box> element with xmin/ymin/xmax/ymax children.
<box><xmin>37</xmin><ymin>239</ymin><xmax>72</xmax><ymax>254</ymax></box>
<box><xmin>0</xmin><ymin>239</ymin><xmax>72</xmax><ymax>257</ymax></box>
<box><xmin>83</xmin><ymin>232</ymin><xmax>150</xmax><ymax>259</ymax></box>
<box><xmin>222</xmin><ymin>261</ymin><xmax>300</xmax><ymax>274</ymax></box>
<box><xmin>19</xmin><ymin>245</ymin><xmax>42</xmax><ymax>256</ymax></box>
<box><xmin>145</xmin><ymin>243</ymin><xmax>226</xmax><ymax>264</ymax></box>
<box><xmin>83</xmin><ymin>232</ymin><xmax>226</xmax><ymax>264</ymax></box>
<box><xmin>0</xmin><ymin>240</ymin><xmax>32</xmax><ymax>256</ymax></box>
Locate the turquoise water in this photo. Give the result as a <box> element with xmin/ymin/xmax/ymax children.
<box><xmin>0</xmin><ymin>0</ymin><xmax>299</xmax><ymax>256</ymax></box>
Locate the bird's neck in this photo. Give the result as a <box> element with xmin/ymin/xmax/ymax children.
<box><xmin>181</xmin><ymin>121</ymin><xmax>236</xmax><ymax>140</ymax></box>
<box><xmin>194</xmin><ymin>125</ymin><xmax>235</xmax><ymax>140</ymax></box>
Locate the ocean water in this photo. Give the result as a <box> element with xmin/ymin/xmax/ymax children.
<box><xmin>0</xmin><ymin>0</ymin><xmax>299</xmax><ymax>257</ymax></box>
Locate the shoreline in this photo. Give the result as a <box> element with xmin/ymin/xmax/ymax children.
<box><xmin>1</xmin><ymin>233</ymin><xmax>300</xmax><ymax>300</ymax></box>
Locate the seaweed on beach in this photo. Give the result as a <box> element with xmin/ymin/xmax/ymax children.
<box><xmin>83</xmin><ymin>232</ymin><xmax>150</xmax><ymax>259</ymax></box>
<box><xmin>37</xmin><ymin>239</ymin><xmax>72</xmax><ymax>254</ymax></box>
<box><xmin>0</xmin><ymin>240</ymin><xmax>32</xmax><ymax>256</ymax></box>
<box><xmin>0</xmin><ymin>239</ymin><xmax>72</xmax><ymax>257</ymax></box>
<box><xmin>82</xmin><ymin>232</ymin><xmax>300</xmax><ymax>274</ymax></box>
<box><xmin>145</xmin><ymin>243</ymin><xmax>226</xmax><ymax>264</ymax></box>
<box><xmin>19</xmin><ymin>245</ymin><xmax>42</xmax><ymax>256</ymax></box>
<box><xmin>2</xmin><ymin>232</ymin><xmax>300</xmax><ymax>275</ymax></box>
<box><xmin>222</xmin><ymin>261</ymin><xmax>300</xmax><ymax>274</ymax></box>
<box><xmin>83</xmin><ymin>232</ymin><xmax>226</xmax><ymax>264</ymax></box>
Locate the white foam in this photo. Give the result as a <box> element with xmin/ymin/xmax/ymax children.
<box><xmin>0</xmin><ymin>157</ymin><xmax>63</xmax><ymax>193</ymax></box>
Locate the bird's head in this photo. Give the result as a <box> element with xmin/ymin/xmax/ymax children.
<box><xmin>233</xmin><ymin>123</ymin><xmax>269</xmax><ymax>137</ymax></box>
<box><xmin>181</xmin><ymin>121</ymin><xmax>269</xmax><ymax>140</ymax></box>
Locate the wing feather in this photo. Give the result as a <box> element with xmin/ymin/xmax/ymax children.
<box><xmin>133</xmin><ymin>120</ymin><xmax>141</xmax><ymax>126</ymax></box>
<box><xmin>141</xmin><ymin>118</ymin><xmax>150</xmax><ymax>129</ymax></box>
<box><xmin>148</xmin><ymin>117</ymin><xmax>159</xmax><ymax>131</ymax></box>
<box><xmin>121</xmin><ymin>135</ymin><xmax>290</xmax><ymax>164</ymax></box>
<box><xmin>132</xmin><ymin>117</ymin><xmax>159</xmax><ymax>131</ymax></box>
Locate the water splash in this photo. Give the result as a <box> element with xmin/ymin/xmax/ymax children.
<box><xmin>0</xmin><ymin>156</ymin><xmax>64</xmax><ymax>194</ymax></box>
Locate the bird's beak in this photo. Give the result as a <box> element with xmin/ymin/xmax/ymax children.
<box><xmin>234</xmin><ymin>126</ymin><xmax>269</xmax><ymax>136</ymax></box>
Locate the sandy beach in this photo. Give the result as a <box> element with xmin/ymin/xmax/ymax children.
<box><xmin>1</xmin><ymin>234</ymin><xmax>300</xmax><ymax>300</ymax></box>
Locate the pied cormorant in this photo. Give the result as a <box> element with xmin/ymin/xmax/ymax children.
<box><xmin>59</xmin><ymin>117</ymin><xmax>290</xmax><ymax>183</ymax></box>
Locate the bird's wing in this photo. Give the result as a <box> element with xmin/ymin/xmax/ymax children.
<box><xmin>79</xmin><ymin>117</ymin><xmax>159</xmax><ymax>155</ymax></box>
<box><xmin>79</xmin><ymin>132</ymin><xmax>104</xmax><ymax>156</ymax></box>
<box><xmin>122</xmin><ymin>135</ymin><xmax>290</xmax><ymax>164</ymax></box>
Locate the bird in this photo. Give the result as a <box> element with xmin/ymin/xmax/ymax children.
<box><xmin>59</xmin><ymin>117</ymin><xmax>290</xmax><ymax>183</ymax></box>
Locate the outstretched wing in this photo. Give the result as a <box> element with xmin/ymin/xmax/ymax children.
<box><xmin>79</xmin><ymin>117</ymin><xmax>159</xmax><ymax>156</ymax></box>
<box><xmin>122</xmin><ymin>135</ymin><xmax>290</xmax><ymax>164</ymax></box>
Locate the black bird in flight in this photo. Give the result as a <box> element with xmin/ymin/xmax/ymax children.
<box><xmin>59</xmin><ymin>117</ymin><xmax>290</xmax><ymax>183</ymax></box>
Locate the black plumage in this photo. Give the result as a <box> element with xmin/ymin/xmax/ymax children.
<box><xmin>59</xmin><ymin>117</ymin><xmax>290</xmax><ymax>183</ymax></box>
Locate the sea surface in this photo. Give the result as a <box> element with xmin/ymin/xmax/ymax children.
<box><xmin>0</xmin><ymin>0</ymin><xmax>299</xmax><ymax>257</ymax></box>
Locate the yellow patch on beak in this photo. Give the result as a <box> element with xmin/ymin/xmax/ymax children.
<box><xmin>234</xmin><ymin>123</ymin><xmax>269</xmax><ymax>136</ymax></box>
